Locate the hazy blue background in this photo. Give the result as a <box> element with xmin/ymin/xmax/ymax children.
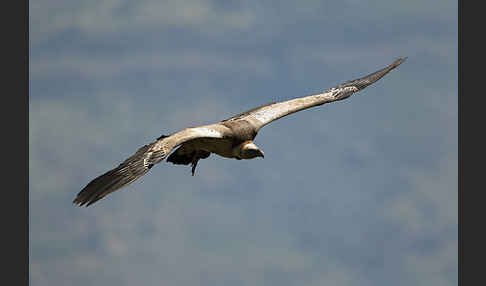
<box><xmin>29</xmin><ymin>1</ymin><xmax>457</xmax><ymax>285</ymax></box>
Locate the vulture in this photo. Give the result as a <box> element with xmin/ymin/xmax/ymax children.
<box><xmin>73</xmin><ymin>57</ymin><xmax>407</xmax><ymax>206</ymax></box>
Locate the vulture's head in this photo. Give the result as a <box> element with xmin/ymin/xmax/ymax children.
<box><xmin>235</xmin><ymin>141</ymin><xmax>264</xmax><ymax>159</ymax></box>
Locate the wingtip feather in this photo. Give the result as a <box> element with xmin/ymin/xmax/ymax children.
<box><xmin>390</xmin><ymin>57</ymin><xmax>408</xmax><ymax>69</ymax></box>
<box><xmin>73</xmin><ymin>143</ymin><xmax>161</xmax><ymax>207</ymax></box>
<box><xmin>337</xmin><ymin>57</ymin><xmax>407</xmax><ymax>91</ymax></box>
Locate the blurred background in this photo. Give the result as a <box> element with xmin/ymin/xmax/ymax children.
<box><xmin>29</xmin><ymin>1</ymin><xmax>457</xmax><ymax>285</ymax></box>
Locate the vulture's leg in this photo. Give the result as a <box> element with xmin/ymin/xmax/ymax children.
<box><xmin>190</xmin><ymin>150</ymin><xmax>211</xmax><ymax>176</ymax></box>
<box><xmin>191</xmin><ymin>156</ymin><xmax>199</xmax><ymax>176</ymax></box>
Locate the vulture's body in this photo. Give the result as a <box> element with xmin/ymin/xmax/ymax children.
<box><xmin>74</xmin><ymin>58</ymin><xmax>407</xmax><ymax>206</ymax></box>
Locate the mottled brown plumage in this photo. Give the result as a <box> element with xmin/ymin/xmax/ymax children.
<box><xmin>73</xmin><ymin>58</ymin><xmax>406</xmax><ymax>206</ymax></box>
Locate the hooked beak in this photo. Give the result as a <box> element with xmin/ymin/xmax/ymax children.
<box><xmin>258</xmin><ymin>150</ymin><xmax>265</xmax><ymax>158</ymax></box>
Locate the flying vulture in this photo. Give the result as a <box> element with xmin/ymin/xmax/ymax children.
<box><xmin>73</xmin><ymin>57</ymin><xmax>407</xmax><ymax>206</ymax></box>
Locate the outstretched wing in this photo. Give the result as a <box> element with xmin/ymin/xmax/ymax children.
<box><xmin>73</xmin><ymin>125</ymin><xmax>226</xmax><ymax>206</ymax></box>
<box><xmin>223</xmin><ymin>58</ymin><xmax>407</xmax><ymax>131</ymax></box>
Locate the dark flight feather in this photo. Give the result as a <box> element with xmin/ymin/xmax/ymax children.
<box><xmin>337</xmin><ymin>57</ymin><xmax>407</xmax><ymax>91</ymax></box>
<box><xmin>73</xmin><ymin>143</ymin><xmax>157</xmax><ymax>206</ymax></box>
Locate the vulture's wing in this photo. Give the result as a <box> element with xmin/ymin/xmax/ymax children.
<box><xmin>224</xmin><ymin>58</ymin><xmax>407</xmax><ymax>131</ymax></box>
<box><xmin>73</xmin><ymin>125</ymin><xmax>226</xmax><ymax>206</ymax></box>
